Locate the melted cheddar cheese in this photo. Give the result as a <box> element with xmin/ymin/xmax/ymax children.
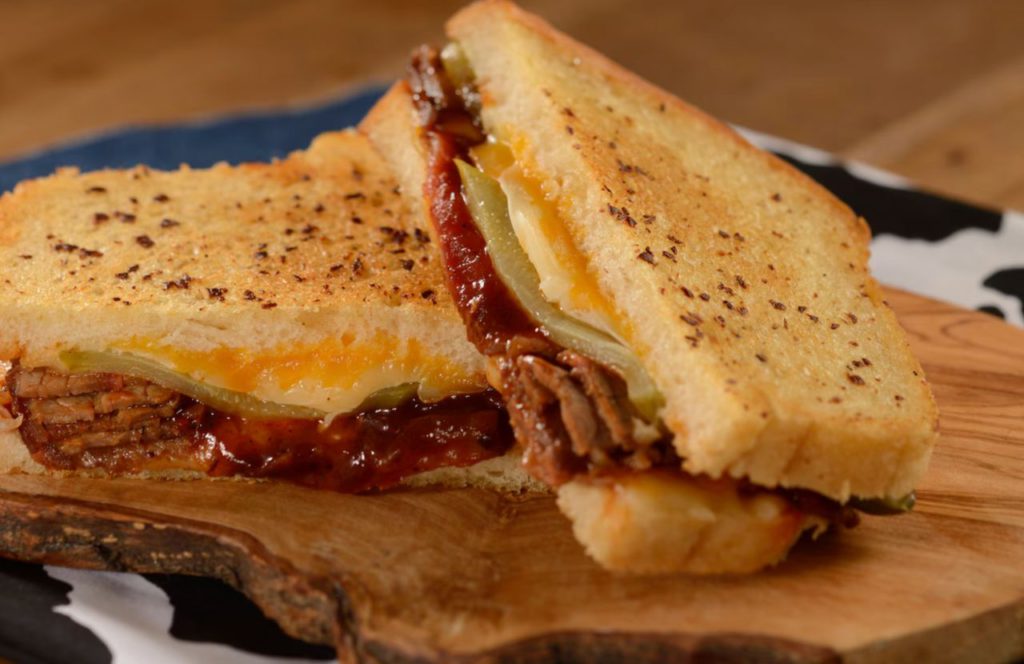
<box><xmin>114</xmin><ymin>333</ymin><xmax>486</xmax><ymax>415</ymax></box>
<box><xmin>472</xmin><ymin>140</ymin><xmax>626</xmax><ymax>342</ymax></box>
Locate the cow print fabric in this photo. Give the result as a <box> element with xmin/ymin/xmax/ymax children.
<box><xmin>0</xmin><ymin>88</ymin><xmax>1020</xmax><ymax>663</ymax></box>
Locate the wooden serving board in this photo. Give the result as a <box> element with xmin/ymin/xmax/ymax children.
<box><xmin>0</xmin><ymin>288</ymin><xmax>1021</xmax><ymax>664</ymax></box>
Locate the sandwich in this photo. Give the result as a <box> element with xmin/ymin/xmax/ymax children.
<box><xmin>360</xmin><ymin>0</ymin><xmax>939</xmax><ymax>573</ymax></box>
<box><xmin>0</xmin><ymin>129</ymin><xmax>542</xmax><ymax>495</ymax></box>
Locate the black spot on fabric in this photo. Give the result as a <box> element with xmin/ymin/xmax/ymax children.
<box><xmin>982</xmin><ymin>267</ymin><xmax>1024</xmax><ymax>318</ymax></box>
<box><xmin>0</xmin><ymin>559</ymin><xmax>112</xmax><ymax>664</ymax></box>
<box><xmin>775</xmin><ymin>155</ymin><xmax>1003</xmax><ymax>241</ymax></box>
<box><xmin>143</xmin><ymin>574</ymin><xmax>334</xmax><ymax>660</ymax></box>
<box><xmin>978</xmin><ymin>305</ymin><xmax>1006</xmax><ymax>320</ymax></box>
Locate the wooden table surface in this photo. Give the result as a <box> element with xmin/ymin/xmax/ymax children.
<box><xmin>1</xmin><ymin>0</ymin><xmax>1022</xmax><ymax>211</ymax></box>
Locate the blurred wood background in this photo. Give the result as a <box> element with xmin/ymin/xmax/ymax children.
<box><xmin>0</xmin><ymin>0</ymin><xmax>1021</xmax><ymax>210</ymax></box>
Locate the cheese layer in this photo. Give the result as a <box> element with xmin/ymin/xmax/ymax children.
<box><xmin>114</xmin><ymin>333</ymin><xmax>486</xmax><ymax>415</ymax></box>
<box><xmin>472</xmin><ymin>140</ymin><xmax>623</xmax><ymax>340</ymax></box>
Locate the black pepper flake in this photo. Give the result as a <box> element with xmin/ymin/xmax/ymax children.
<box><xmin>414</xmin><ymin>228</ymin><xmax>431</xmax><ymax>244</ymax></box>
<box><xmin>164</xmin><ymin>275</ymin><xmax>192</xmax><ymax>290</ymax></box>
<box><xmin>608</xmin><ymin>205</ymin><xmax>636</xmax><ymax>227</ymax></box>
<box><xmin>85</xmin><ymin>186</ymin><xmax>107</xmax><ymax>194</ymax></box>
<box><xmin>207</xmin><ymin>287</ymin><xmax>227</xmax><ymax>301</ymax></box>
<box><xmin>681</xmin><ymin>286</ymin><xmax>694</xmax><ymax>298</ymax></box>
<box><xmin>379</xmin><ymin>227</ymin><xmax>410</xmax><ymax>245</ymax></box>
<box><xmin>114</xmin><ymin>211</ymin><xmax>136</xmax><ymax>223</ymax></box>
<box><xmin>135</xmin><ymin>235</ymin><xmax>155</xmax><ymax>248</ymax></box>
<box><xmin>401</xmin><ymin>259</ymin><xmax>415</xmax><ymax>270</ymax></box>
<box><xmin>681</xmin><ymin>312</ymin><xmax>702</xmax><ymax>326</ymax></box>
<box><xmin>894</xmin><ymin>394</ymin><xmax>905</xmax><ymax>402</ymax></box>
<box><xmin>699</xmin><ymin>292</ymin><xmax>711</xmax><ymax>301</ymax></box>
<box><xmin>344</xmin><ymin>192</ymin><xmax>366</xmax><ymax>200</ymax></box>
<box><xmin>735</xmin><ymin>275</ymin><xmax>748</xmax><ymax>289</ymax></box>
<box><xmin>756</xmin><ymin>353</ymin><xmax>767</xmax><ymax>363</ymax></box>
<box><xmin>638</xmin><ymin>247</ymin><xmax>656</xmax><ymax>264</ymax></box>
<box><xmin>718</xmin><ymin>283</ymin><xmax>735</xmax><ymax>296</ymax></box>
<box><xmin>352</xmin><ymin>258</ymin><xmax>364</xmax><ymax>275</ymax></box>
<box><xmin>114</xmin><ymin>264</ymin><xmax>140</xmax><ymax>280</ymax></box>
<box><xmin>293</xmin><ymin>274</ymin><xmax>305</xmax><ymax>283</ymax></box>
<box><xmin>153</xmin><ymin>193</ymin><xmax>170</xmax><ymax>203</ymax></box>
<box><xmin>314</xmin><ymin>203</ymin><xmax>325</xmax><ymax>214</ymax></box>
<box><xmin>254</xmin><ymin>250</ymin><xmax>268</xmax><ymax>260</ymax></box>
<box><xmin>846</xmin><ymin>312</ymin><xmax>858</xmax><ymax>324</ymax></box>
<box><xmin>667</xmin><ymin>234</ymin><xmax>682</xmax><ymax>245</ymax></box>
<box><xmin>421</xmin><ymin>289</ymin><xmax>436</xmax><ymax>301</ymax></box>
<box><xmin>93</xmin><ymin>212</ymin><xmax>110</xmax><ymax>224</ymax></box>
<box><xmin>565</xmin><ymin>125</ymin><xmax>574</xmax><ymax>135</ymax></box>
<box><xmin>662</xmin><ymin>250</ymin><xmax>676</xmax><ymax>261</ymax></box>
<box><xmin>329</xmin><ymin>263</ymin><xmax>344</xmax><ymax>273</ymax></box>
<box><xmin>53</xmin><ymin>242</ymin><xmax>79</xmax><ymax>253</ymax></box>
<box><xmin>771</xmin><ymin>193</ymin><xmax>782</xmax><ymax>202</ymax></box>
<box><xmin>160</xmin><ymin>218</ymin><xmax>180</xmax><ymax>228</ymax></box>
<box><xmin>717</xmin><ymin>230</ymin><xmax>731</xmax><ymax>239</ymax></box>
<box><xmin>847</xmin><ymin>374</ymin><xmax>865</xmax><ymax>386</ymax></box>
<box><xmin>808</xmin><ymin>315</ymin><xmax>820</xmax><ymax>323</ymax></box>
<box><xmin>79</xmin><ymin>248</ymin><xmax>103</xmax><ymax>258</ymax></box>
<box><xmin>830</xmin><ymin>323</ymin><xmax>840</xmax><ymax>330</ymax></box>
<box><xmin>244</xmin><ymin>290</ymin><xmax>257</xmax><ymax>301</ymax></box>
<box><xmin>643</xmin><ymin>214</ymin><xmax>656</xmax><ymax>225</ymax></box>
<box><xmin>770</xmin><ymin>300</ymin><xmax>786</xmax><ymax>311</ymax></box>
<box><xmin>723</xmin><ymin>300</ymin><xmax>734</xmax><ymax>310</ymax></box>
<box><xmin>798</xmin><ymin>305</ymin><xmax>807</xmax><ymax>313</ymax></box>
<box><xmin>284</xmin><ymin>228</ymin><xmax>295</xmax><ymax>236</ymax></box>
<box><xmin>738</xmin><ymin>306</ymin><xmax>749</xmax><ymax>316</ymax></box>
<box><xmin>262</xmin><ymin>302</ymin><xmax>278</xmax><ymax>309</ymax></box>
<box><xmin>351</xmin><ymin>215</ymin><xmax>363</xmax><ymax>225</ymax></box>
<box><xmin>18</xmin><ymin>254</ymin><xmax>31</xmax><ymax>260</ymax></box>
<box><xmin>562</xmin><ymin>106</ymin><xmax>576</xmax><ymax>118</ymax></box>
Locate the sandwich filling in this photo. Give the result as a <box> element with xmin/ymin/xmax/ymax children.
<box><xmin>408</xmin><ymin>44</ymin><xmax>910</xmax><ymax>527</ymax></box>
<box><xmin>4</xmin><ymin>363</ymin><xmax>512</xmax><ymax>492</ymax></box>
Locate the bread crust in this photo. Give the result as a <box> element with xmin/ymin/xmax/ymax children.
<box><xmin>0</xmin><ymin>130</ymin><xmax>488</xmax><ymax>411</ymax></box>
<box><xmin>445</xmin><ymin>0</ymin><xmax>938</xmax><ymax>502</ymax></box>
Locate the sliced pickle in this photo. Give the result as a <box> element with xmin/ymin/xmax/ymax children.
<box><xmin>440</xmin><ymin>42</ymin><xmax>475</xmax><ymax>93</ymax></box>
<box><xmin>61</xmin><ymin>350</ymin><xmax>326</xmax><ymax>420</ymax></box>
<box><xmin>456</xmin><ymin>159</ymin><xmax>663</xmax><ymax>420</ymax></box>
<box><xmin>357</xmin><ymin>382</ymin><xmax>418</xmax><ymax>410</ymax></box>
<box><xmin>850</xmin><ymin>492</ymin><xmax>916</xmax><ymax>515</ymax></box>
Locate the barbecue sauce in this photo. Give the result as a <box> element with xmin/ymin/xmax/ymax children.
<box><xmin>13</xmin><ymin>386</ymin><xmax>513</xmax><ymax>493</ymax></box>
<box><xmin>180</xmin><ymin>390</ymin><xmax>511</xmax><ymax>492</ymax></box>
<box><xmin>411</xmin><ymin>47</ymin><xmax>550</xmax><ymax>357</ymax></box>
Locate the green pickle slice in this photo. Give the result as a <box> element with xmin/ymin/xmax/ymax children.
<box><xmin>60</xmin><ymin>350</ymin><xmax>419</xmax><ymax>420</ymax></box>
<box><xmin>456</xmin><ymin>159</ymin><xmax>663</xmax><ymax>420</ymax></box>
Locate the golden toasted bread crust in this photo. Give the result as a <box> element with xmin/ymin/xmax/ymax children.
<box><xmin>446</xmin><ymin>0</ymin><xmax>937</xmax><ymax>502</ymax></box>
<box><xmin>0</xmin><ymin>131</ymin><xmax>485</xmax><ymax>396</ymax></box>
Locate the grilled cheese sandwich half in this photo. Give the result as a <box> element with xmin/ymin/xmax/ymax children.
<box><xmin>362</xmin><ymin>0</ymin><xmax>937</xmax><ymax>573</ymax></box>
<box><xmin>0</xmin><ymin>129</ymin><xmax>542</xmax><ymax>494</ymax></box>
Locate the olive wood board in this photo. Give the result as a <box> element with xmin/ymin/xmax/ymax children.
<box><xmin>0</xmin><ymin>288</ymin><xmax>1021</xmax><ymax>664</ymax></box>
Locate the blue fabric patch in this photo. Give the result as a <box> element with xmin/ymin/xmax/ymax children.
<box><xmin>0</xmin><ymin>86</ymin><xmax>387</xmax><ymax>195</ymax></box>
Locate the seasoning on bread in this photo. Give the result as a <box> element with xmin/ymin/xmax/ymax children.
<box><xmin>362</xmin><ymin>0</ymin><xmax>939</xmax><ymax>573</ymax></box>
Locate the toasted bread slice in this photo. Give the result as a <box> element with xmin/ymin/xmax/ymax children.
<box><xmin>443</xmin><ymin>0</ymin><xmax>937</xmax><ymax>503</ymax></box>
<box><xmin>0</xmin><ymin>130</ymin><xmax>485</xmax><ymax>414</ymax></box>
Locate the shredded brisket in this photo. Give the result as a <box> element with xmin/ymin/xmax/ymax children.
<box><xmin>7</xmin><ymin>365</ymin><xmax>194</xmax><ymax>470</ymax></box>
